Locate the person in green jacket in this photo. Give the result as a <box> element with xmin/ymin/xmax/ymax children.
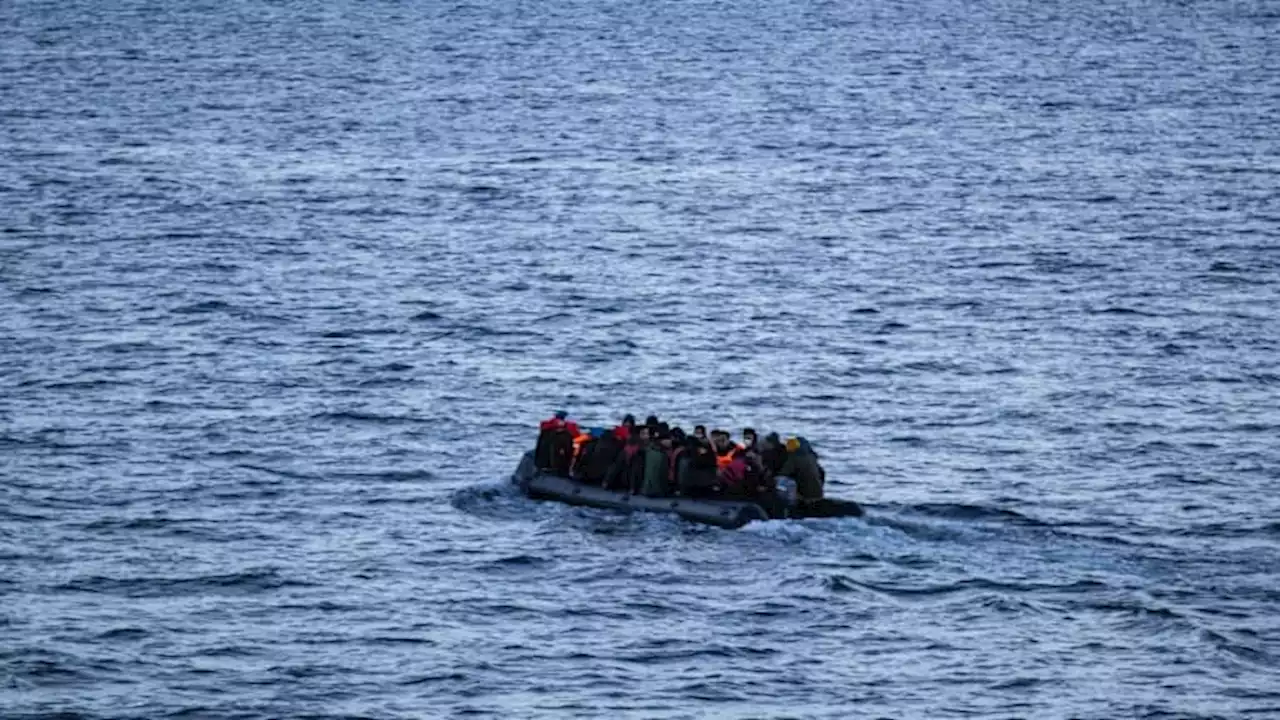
<box><xmin>640</xmin><ymin>430</ymin><xmax>672</xmax><ymax>497</ymax></box>
<box><xmin>777</xmin><ymin>436</ymin><xmax>825</xmax><ymax>501</ymax></box>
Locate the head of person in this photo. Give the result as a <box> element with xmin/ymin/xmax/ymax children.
<box><xmin>637</xmin><ymin>426</ymin><xmax>651</xmax><ymax>443</ymax></box>
<box><xmin>763</xmin><ymin>432</ymin><xmax>781</xmax><ymax>450</ymax></box>
<box><xmin>645</xmin><ymin>415</ymin><xmax>659</xmax><ymax>427</ymax></box>
<box><xmin>554</xmin><ymin>410</ymin><xmax>568</xmax><ymax>421</ymax></box>
<box><xmin>693</xmin><ymin>425</ymin><xmax>707</xmax><ymax>441</ymax></box>
<box><xmin>743</xmin><ymin>428</ymin><xmax>757</xmax><ymax>447</ymax></box>
<box><xmin>670</xmin><ymin>427</ymin><xmax>686</xmax><ymax>444</ymax></box>
<box><xmin>622</xmin><ymin>414</ymin><xmax>636</xmax><ymax>429</ymax></box>
<box><xmin>711</xmin><ymin>429</ymin><xmax>729</xmax><ymax>450</ymax></box>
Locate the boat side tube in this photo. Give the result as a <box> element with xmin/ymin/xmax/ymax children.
<box><xmin>524</xmin><ymin>473</ymin><xmax>769</xmax><ymax>530</ymax></box>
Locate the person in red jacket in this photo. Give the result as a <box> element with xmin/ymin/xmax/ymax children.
<box><xmin>717</xmin><ymin>453</ymin><xmax>750</xmax><ymax>496</ymax></box>
<box><xmin>535</xmin><ymin>411</ymin><xmax>578</xmax><ymax>475</ymax></box>
<box><xmin>612</xmin><ymin>413</ymin><xmax>636</xmax><ymax>441</ymax></box>
<box><xmin>539</xmin><ymin>410</ymin><xmax>579</xmax><ymax>436</ymax></box>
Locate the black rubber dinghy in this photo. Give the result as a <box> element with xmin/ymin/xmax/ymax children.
<box><xmin>510</xmin><ymin>452</ymin><xmax>863</xmax><ymax>530</ymax></box>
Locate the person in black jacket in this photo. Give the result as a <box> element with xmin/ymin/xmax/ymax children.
<box><xmin>604</xmin><ymin>426</ymin><xmax>649</xmax><ymax>492</ymax></box>
<box><xmin>760</xmin><ymin>432</ymin><xmax>787</xmax><ymax>476</ymax></box>
<box><xmin>678</xmin><ymin>433</ymin><xmax>720</xmax><ymax>498</ymax></box>
<box><xmin>577</xmin><ymin>429</ymin><xmax>620</xmax><ymax>485</ymax></box>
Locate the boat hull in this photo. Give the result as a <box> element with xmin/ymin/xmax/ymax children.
<box><xmin>510</xmin><ymin>452</ymin><xmax>862</xmax><ymax>529</ymax></box>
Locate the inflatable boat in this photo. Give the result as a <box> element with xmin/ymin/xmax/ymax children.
<box><xmin>510</xmin><ymin>452</ymin><xmax>864</xmax><ymax>529</ymax></box>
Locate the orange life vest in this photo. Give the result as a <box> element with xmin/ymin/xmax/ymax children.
<box><xmin>715</xmin><ymin>444</ymin><xmax>745</xmax><ymax>469</ymax></box>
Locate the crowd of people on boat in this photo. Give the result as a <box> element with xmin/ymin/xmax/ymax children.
<box><xmin>534</xmin><ymin>412</ymin><xmax>826</xmax><ymax>503</ymax></box>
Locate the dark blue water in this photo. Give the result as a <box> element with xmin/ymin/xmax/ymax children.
<box><xmin>3</xmin><ymin>0</ymin><xmax>1279</xmax><ymax>717</ymax></box>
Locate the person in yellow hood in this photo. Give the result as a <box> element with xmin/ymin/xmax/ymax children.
<box><xmin>777</xmin><ymin>436</ymin><xmax>824</xmax><ymax>501</ymax></box>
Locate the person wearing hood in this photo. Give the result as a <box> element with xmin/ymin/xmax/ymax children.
<box><xmin>776</xmin><ymin>436</ymin><xmax>825</xmax><ymax>501</ymax></box>
<box><xmin>760</xmin><ymin>432</ymin><xmax>787</xmax><ymax>476</ymax></box>
<box><xmin>640</xmin><ymin>427</ymin><xmax>672</xmax><ymax>497</ymax></box>
<box><xmin>535</xmin><ymin>410</ymin><xmax>578</xmax><ymax>475</ymax></box>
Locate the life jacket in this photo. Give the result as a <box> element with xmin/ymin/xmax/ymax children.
<box><xmin>715</xmin><ymin>443</ymin><xmax>745</xmax><ymax>470</ymax></box>
<box><xmin>572</xmin><ymin>432</ymin><xmax>592</xmax><ymax>459</ymax></box>
<box><xmin>571</xmin><ymin>435</ymin><xmax>596</xmax><ymax>476</ymax></box>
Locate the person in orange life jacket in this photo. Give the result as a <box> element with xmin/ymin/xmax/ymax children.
<box><xmin>604</xmin><ymin>424</ymin><xmax>648</xmax><ymax>492</ymax></box>
<box><xmin>710</xmin><ymin>429</ymin><xmax>744</xmax><ymax>469</ymax></box>
<box><xmin>706</xmin><ymin>429</ymin><xmax>746</xmax><ymax>496</ymax></box>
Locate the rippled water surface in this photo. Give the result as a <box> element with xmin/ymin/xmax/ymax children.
<box><xmin>3</xmin><ymin>0</ymin><xmax>1279</xmax><ymax>717</ymax></box>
